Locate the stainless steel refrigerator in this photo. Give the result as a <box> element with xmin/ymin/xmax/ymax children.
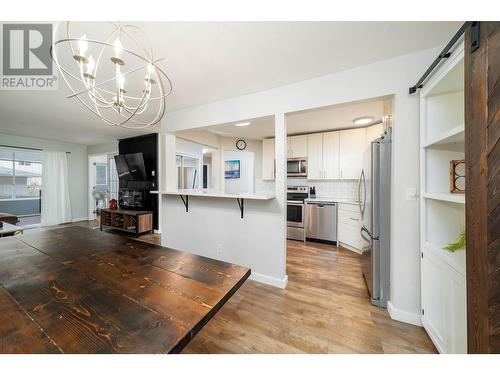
<box><xmin>359</xmin><ymin>127</ymin><xmax>391</xmax><ymax>308</ymax></box>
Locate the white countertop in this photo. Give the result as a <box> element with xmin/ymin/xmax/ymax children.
<box><xmin>305</xmin><ymin>197</ymin><xmax>360</xmax><ymax>205</ymax></box>
<box><xmin>151</xmin><ymin>189</ymin><xmax>275</xmax><ymax>200</ymax></box>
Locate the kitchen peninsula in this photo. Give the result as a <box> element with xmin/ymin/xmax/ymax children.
<box><xmin>152</xmin><ymin>189</ymin><xmax>275</xmax><ymax>218</ymax></box>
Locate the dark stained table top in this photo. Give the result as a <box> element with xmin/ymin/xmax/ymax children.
<box><xmin>0</xmin><ymin>226</ymin><xmax>250</xmax><ymax>353</ymax></box>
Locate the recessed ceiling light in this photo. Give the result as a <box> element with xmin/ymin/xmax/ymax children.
<box><xmin>353</xmin><ymin>116</ymin><xmax>374</xmax><ymax>126</ymax></box>
<box><xmin>234</xmin><ymin>122</ymin><xmax>251</xmax><ymax>127</ymax></box>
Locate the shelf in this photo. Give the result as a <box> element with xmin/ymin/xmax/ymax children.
<box><xmin>423</xmin><ymin>124</ymin><xmax>464</xmax><ymax>148</ymax></box>
<box><xmin>422</xmin><ymin>241</ymin><xmax>466</xmax><ymax>276</ymax></box>
<box><xmin>423</xmin><ymin>192</ymin><xmax>465</xmax><ymax>204</ymax></box>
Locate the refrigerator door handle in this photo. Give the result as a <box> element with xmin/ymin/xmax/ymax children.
<box><xmin>361</xmin><ymin>225</ymin><xmax>372</xmax><ymax>242</ymax></box>
<box><xmin>358</xmin><ymin>169</ymin><xmax>365</xmax><ymax>217</ymax></box>
<box><xmin>362</xmin><ymin>170</ymin><xmax>366</xmax><ymax>216</ymax></box>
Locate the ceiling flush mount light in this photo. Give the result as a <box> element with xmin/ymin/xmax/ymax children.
<box><xmin>51</xmin><ymin>22</ymin><xmax>172</xmax><ymax>129</ymax></box>
<box><xmin>353</xmin><ymin>116</ymin><xmax>374</xmax><ymax>126</ymax></box>
<box><xmin>234</xmin><ymin>122</ymin><xmax>251</xmax><ymax>127</ymax></box>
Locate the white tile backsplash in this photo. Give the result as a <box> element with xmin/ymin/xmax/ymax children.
<box><xmin>254</xmin><ymin>178</ymin><xmax>358</xmax><ymax>199</ymax></box>
<box><xmin>287</xmin><ymin>178</ymin><xmax>358</xmax><ymax>199</ymax></box>
<box><xmin>255</xmin><ymin>178</ymin><xmax>276</xmax><ymax>193</ymax></box>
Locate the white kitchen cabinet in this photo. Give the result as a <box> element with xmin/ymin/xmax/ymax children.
<box><xmin>288</xmin><ymin>135</ymin><xmax>308</xmax><ymax>158</ymax></box>
<box><xmin>339</xmin><ymin>128</ymin><xmax>366</xmax><ymax>179</ymax></box>
<box><xmin>322</xmin><ymin>131</ymin><xmax>340</xmax><ymax>179</ymax></box>
<box><xmin>421</xmin><ymin>244</ymin><xmax>467</xmax><ymax>353</ymax></box>
<box><xmin>337</xmin><ymin>203</ymin><xmax>363</xmax><ymax>252</ymax></box>
<box><xmin>307</xmin><ymin>133</ymin><xmax>323</xmax><ymax>179</ymax></box>
<box><xmin>262</xmin><ymin>138</ymin><xmax>275</xmax><ymax>180</ymax></box>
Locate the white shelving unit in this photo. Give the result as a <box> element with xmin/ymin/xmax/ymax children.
<box><xmin>419</xmin><ymin>40</ymin><xmax>467</xmax><ymax>354</ymax></box>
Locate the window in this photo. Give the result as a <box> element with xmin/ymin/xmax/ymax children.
<box><xmin>0</xmin><ymin>147</ymin><xmax>42</xmax><ymax>200</ymax></box>
<box><xmin>95</xmin><ymin>163</ymin><xmax>107</xmax><ymax>187</ymax></box>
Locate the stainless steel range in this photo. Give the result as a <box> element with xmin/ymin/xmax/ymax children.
<box><xmin>287</xmin><ymin>186</ymin><xmax>309</xmax><ymax>241</ymax></box>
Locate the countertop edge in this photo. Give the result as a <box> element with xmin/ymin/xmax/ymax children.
<box><xmin>151</xmin><ymin>190</ymin><xmax>275</xmax><ymax>200</ymax></box>
<box><xmin>304</xmin><ymin>198</ymin><xmax>360</xmax><ymax>205</ymax></box>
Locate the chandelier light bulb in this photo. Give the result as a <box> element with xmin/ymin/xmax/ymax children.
<box><xmin>78</xmin><ymin>34</ymin><xmax>88</xmax><ymax>57</ymax></box>
<box><xmin>86</xmin><ymin>56</ymin><xmax>95</xmax><ymax>75</ymax></box>
<box><xmin>113</xmin><ymin>37</ymin><xmax>123</xmax><ymax>57</ymax></box>
<box><xmin>147</xmin><ymin>63</ymin><xmax>154</xmax><ymax>75</ymax></box>
<box><xmin>145</xmin><ymin>63</ymin><xmax>156</xmax><ymax>85</ymax></box>
<box><xmin>117</xmin><ymin>72</ymin><xmax>125</xmax><ymax>90</ymax></box>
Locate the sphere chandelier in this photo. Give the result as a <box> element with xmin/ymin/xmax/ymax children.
<box><xmin>50</xmin><ymin>22</ymin><xmax>172</xmax><ymax>129</ymax></box>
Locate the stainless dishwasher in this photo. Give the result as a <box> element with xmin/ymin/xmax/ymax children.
<box><xmin>305</xmin><ymin>202</ymin><xmax>337</xmax><ymax>243</ymax></box>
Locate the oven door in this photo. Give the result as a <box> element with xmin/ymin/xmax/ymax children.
<box><xmin>287</xmin><ymin>201</ymin><xmax>305</xmax><ymax>227</ymax></box>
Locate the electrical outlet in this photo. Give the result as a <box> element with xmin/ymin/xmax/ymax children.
<box><xmin>216</xmin><ymin>244</ymin><xmax>223</xmax><ymax>255</ymax></box>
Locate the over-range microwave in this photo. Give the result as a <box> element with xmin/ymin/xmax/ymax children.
<box><xmin>287</xmin><ymin>158</ymin><xmax>307</xmax><ymax>177</ymax></box>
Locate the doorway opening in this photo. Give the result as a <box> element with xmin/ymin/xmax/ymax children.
<box><xmin>88</xmin><ymin>153</ymin><xmax>119</xmax><ymax>225</ymax></box>
<box><xmin>176</xmin><ymin>154</ymin><xmax>201</xmax><ymax>189</ymax></box>
<box><xmin>284</xmin><ymin>96</ymin><xmax>394</xmax><ymax>308</ymax></box>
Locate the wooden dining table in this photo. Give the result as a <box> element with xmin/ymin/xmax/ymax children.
<box><xmin>0</xmin><ymin>226</ymin><xmax>250</xmax><ymax>353</ymax></box>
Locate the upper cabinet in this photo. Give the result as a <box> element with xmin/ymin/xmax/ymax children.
<box><xmin>262</xmin><ymin>138</ymin><xmax>275</xmax><ymax>180</ymax></box>
<box><xmin>322</xmin><ymin>131</ymin><xmax>340</xmax><ymax>179</ymax></box>
<box><xmin>307</xmin><ymin>128</ymin><xmax>364</xmax><ymax>180</ymax></box>
<box><xmin>268</xmin><ymin>126</ymin><xmax>381</xmax><ymax>181</ymax></box>
<box><xmin>307</xmin><ymin>133</ymin><xmax>323</xmax><ymax>179</ymax></box>
<box><xmin>288</xmin><ymin>135</ymin><xmax>308</xmax><ymax>158</ymax></box>
<box><xmin>338</xmin><ymin>128</ymin><xmax>366</xmax><ymax>179</ymax></box>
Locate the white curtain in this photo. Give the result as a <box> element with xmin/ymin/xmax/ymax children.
<box><xmin>41</xmin><ymin>151</ymin><xmax>73</xmax><ymax>226</ymax></box>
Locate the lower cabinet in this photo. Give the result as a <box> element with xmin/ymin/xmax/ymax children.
<box><xmin>421</xmin><ymin>245</ymin><xmax>467</xmax><ymax>353</ymax></box>
<box><xmin>337</xmin><ymin>203</ymin><xmax>363</xmax><ymax>252</ymax></box>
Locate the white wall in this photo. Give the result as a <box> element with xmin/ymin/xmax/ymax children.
<box><xmin>219</xmin><ymin>137</ymin><xmax>263</xmax><ymax>179</ymax></box>
<box><xmin>0</xmin><ymin>132</ymin><xmax>88</xmax><ymax>221</ymax></box>
<box><xmin>161</xmin><ymin>47</ymin><xmax>441</xmax><ymax>323</ymax></box>
<box><xmin>224</xmin><ymin>150</ymin><xmax>255</xmax><ymax>194</ymax></box>
<box><xmin>177</xmin><ymin>129</ymin><xmax>220</xmax><ymax>149</ymax></box>
<box><xmin>87</xmin><ymin>141</ymin><xmax>118</xmax><ymax>155</ymax></box>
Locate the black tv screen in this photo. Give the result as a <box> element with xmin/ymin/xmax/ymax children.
<box><xmin>114</xmin><ymin>153</ymin><xmax>147</xmax><ymax>181</ymax></box>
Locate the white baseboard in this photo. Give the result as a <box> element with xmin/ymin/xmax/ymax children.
<box><xmin>249</xmin><ymin>272</ymin><xmax>288</xmax><ymax>289</ymax></box>
<box><xmin>72</xmin><ymin>217</ymin><xmax>90</xmax><ymax>223</ymax></box>
<box><xmin>387</xmin><ymin>301</ymin><xmax>422</xmax><ymax>326</ymax></box>
<box><xmin>338</xmin><ymin>242</ymin><xmax>363</xmax><ymax>254</ymax></box>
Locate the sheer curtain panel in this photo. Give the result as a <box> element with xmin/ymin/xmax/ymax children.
<box><xmin>41</xmin><ymin>151</ymin><xmax>72</xmax><ymax>226</ymax></box>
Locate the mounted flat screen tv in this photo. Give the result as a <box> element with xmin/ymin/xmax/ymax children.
<box><xmin>114</xmin><ymin>153</ymin><xmax>147</xmax><ymax>181</ymax></box>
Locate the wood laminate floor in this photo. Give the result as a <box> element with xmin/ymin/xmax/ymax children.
<box><xmin>182</xmin><ymin>240</ymin><xmax>436</xmax><ymax>354</ymax></box>
<box><xmin>35</xmin><ymin>222</ymin><xmax>436</xmax><ymax>353</ymax></box>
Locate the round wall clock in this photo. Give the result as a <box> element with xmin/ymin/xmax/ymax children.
<box><xmin>236</xmin><ymin>139</ymin><xmax>247</xmax><ymax>150</ymax></box>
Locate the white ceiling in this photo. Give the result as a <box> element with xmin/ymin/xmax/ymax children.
<box><xmin>0</xmin><ymin>21</ymin><xmax>462</xmax><ymax>145</ymax></box>
<box><xmin>201</xmin><ymin>97</ymin><xmax>388</xmax><ymax>140</ymax></box>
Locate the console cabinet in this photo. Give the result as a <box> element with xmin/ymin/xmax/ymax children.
<box><xmin>100</xmin><ymin>208</ymin><xmax>153</xmax><ymax>237</ymax></box>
